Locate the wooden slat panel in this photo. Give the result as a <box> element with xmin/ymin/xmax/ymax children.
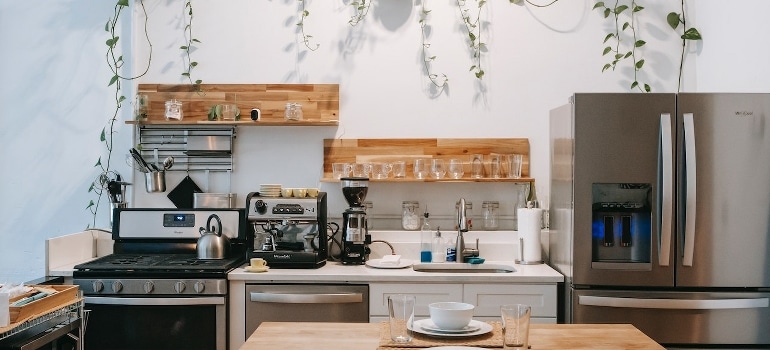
<box><xmin>136</xmin><ymin>83</ymin><xmax>339</xmax><ymax>123</ymax></box>
<box><xmin>322</xmin><ymin>138</ymin><xmax>532</xmax><ymax>183</ymax></box>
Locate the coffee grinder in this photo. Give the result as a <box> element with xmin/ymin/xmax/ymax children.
<box><xmin>341</xmin><ymin>177</ymin><xmax>371</xmax><ymax>265</ymax></box>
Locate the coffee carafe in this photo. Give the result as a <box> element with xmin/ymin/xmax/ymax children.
<box><xmin>341</xmin><ymin>177</ymin><xmax>371</xmax><ymax>265</ymax></box>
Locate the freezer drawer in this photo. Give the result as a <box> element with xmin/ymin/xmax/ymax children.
<box><xmin>573</xmin><ymin>289</ymin><xmax>770</xmax><ymax>346</ymax></box>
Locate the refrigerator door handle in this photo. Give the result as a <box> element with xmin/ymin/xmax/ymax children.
<box><xmin>579</xmin><ymin>295</ymin><xmax>769</xmax><ymax>310</ymax></box>
<box><xmin>682</xmin><ymin>112</ymin><xmax>697</xmax><ymax>266</ymax></box>
<box><xmin>659</xmin><ymin>113</ymin><xmax>673</xmax><ymax>267</ymax></box>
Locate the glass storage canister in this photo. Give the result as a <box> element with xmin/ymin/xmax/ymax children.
<box><xmin>401</xmin><ymin>201</ymin><xmax>420</xmax><ymax>231</ymax></box>
<box><xmin>482</xmin><ymin>201</ymin><xmax>500</xmax><ymax>230</ymax></box>
<box><xmin>164</xmin><ymin>99</ymin><xmax>183</xmax><ymax>121</ymax></box>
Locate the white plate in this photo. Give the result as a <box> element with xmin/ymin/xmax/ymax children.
<box><xmin>417</xmin><ymin>319</ymin><xmax>481</xmax><ymax>333</ymax></box>
<box><xmin>365</xmin><ymin>258</ymin><xmax>414</xmax><ymax>269</ymax></box>
<box><xmin>409</xmin><ymin>320</ymin><xmax>492</xmax><ymax>338</ymax></box>
<box><xmin>244</xmin><ymin>266</ymin><xmax>270</xmax><ymax>273</ymax></box>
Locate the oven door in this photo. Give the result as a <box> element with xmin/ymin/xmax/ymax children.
<box><xmin>84</xmin><ymin>296</ymin><xmax>226</xmax><ymax>350</ymax></box>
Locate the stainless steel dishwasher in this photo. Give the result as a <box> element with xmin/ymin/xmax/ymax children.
<box><xmin>245</xmin><ymin>284</ymin><xmax>369</xmax><ymax>335</ymax></box>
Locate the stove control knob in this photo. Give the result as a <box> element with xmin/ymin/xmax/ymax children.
<box><xmin>174</xmin><ymin>281</ymin><xmax>186</xmax><ymax>294</ymax></box>
<box><xmin>143</xmin><ymin>281</ymin><xmax>155</xmax><ymax>294</ymax></box>
<box><xmin>194</xmin><ymin>281</ymin><xmax>205</xmax><ymax>294</ymax></box>
<box><xmin>255</xmin><ymin>200</ymin><xmax>267</xmax><ymax>215</ymax></box>
<box><xmin>112</xmin><ymin>281</ymin><xmax>123</xmax><ymax>293</ymax></box>
<box><xmin>92</xmin><ymin>280</ymin><xmax>104</xmax><ymax>293</ymax></box>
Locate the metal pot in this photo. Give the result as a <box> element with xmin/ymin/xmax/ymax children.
<box><xmin>197</xmin><ymin>214</ymin><xmax>230</xmax><ymax>259</ymax></box>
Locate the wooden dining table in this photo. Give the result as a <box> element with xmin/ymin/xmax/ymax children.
<box><xmin>241</xmin><ymin>322</ymin><xmax>665</xmax><ymax>350</ymax></box>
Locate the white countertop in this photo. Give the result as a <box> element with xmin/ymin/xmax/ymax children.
<box><xmin>228</xmin><ymin>260</ymin><xmax>562</xmax><ymax>283</ymax></box>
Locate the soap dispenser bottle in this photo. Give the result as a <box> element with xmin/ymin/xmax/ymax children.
<box><xmin>431</xmin><ymin>227</ymin><xmax>445</xmax><ymax>263</ymax></box>
<box><xmin>420</xmin><ymin>209</ymin><xmax>432</xmax><ymax>262</ymax></box>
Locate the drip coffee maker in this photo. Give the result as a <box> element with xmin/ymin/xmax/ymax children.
<box><xmin>341</xmin><ymin>177</ymin><xmax>371</xmax><ymax>265</ymax></box>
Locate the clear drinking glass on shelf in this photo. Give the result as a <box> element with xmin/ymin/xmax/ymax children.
<box><xmin>448</xmin><ymin>158</ymin><xmax>464</xmax><ymax>179</ymax></box>
<box><xmin>392</xmin><ymin>161</ymin><xmax>407</xmax><ymax>178</ymax></box>
<box><xmin>506</xmin><ymin>154</ymin><xmax>523</xmax><ymax>179</ymax></box>
<box><xmin>430</xmin><ymin>159</ymin><xmax>446</xmax><ymax>179</ymax></box>
<box><xmin>470</xmin><ymin>154</ymin><xmax>484</xmax><ymax>178</ymax></box>
<box><xmin>413</xmin><ymin>158</ymin><xmax>429</xmax><ymax>179</ymax></box>
<box><xmin>489</xmin><ymin>153</ymin><xmax>502</xmax><ymax>178</ymax></box>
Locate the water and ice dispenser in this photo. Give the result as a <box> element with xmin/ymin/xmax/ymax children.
<box><xmin>591</xmin><ymin>183</ymin><xmax>652</xmax><ymax>268</ymax></box>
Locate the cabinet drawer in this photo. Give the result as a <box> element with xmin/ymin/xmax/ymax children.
<box><xmin>463</xmin><ymin>284</ymin><xmax>557</xmax><ymax>318</ymax></box>
<box><xmin>369</xmin><ymin>283</ymin><xmax>463</xmax><ymax>316</ymax></box>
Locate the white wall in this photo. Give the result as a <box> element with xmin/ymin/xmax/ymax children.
<box><xmin>1</xmin><ymin>0</ymin><xmax>768</xmax><ymax>282</ymax></box>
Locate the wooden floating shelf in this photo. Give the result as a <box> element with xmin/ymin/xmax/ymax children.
<box><xmin>320</xmin><ymin>177</ymin><xmax>534</xmax><ymax>183</ymax></box>
<box><xmin>127</xmin><ymin>83</ymin><xmax>340</xmax><ymax>126</ymax></box>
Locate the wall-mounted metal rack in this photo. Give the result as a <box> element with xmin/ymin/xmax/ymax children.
<box><xmin>136</xmin><ymin>125</ymin><xmax>235</xmax><ymax>172</ymax></box>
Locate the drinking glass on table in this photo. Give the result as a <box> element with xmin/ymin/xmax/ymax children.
<box><xmin>388</xmin><ymin>295</ymin><xmax>415</xmax><ymax>343</ymax></box>
<box><xmin>501</xmin><ymin>304</ymin><xmax>531</xmax><ymax>350</ymax></box>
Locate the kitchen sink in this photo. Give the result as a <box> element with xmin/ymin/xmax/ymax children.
<box><xmin>412</xmin><ymin>263</ymin><xmax>516</xmax><ymax>273</ymax></box>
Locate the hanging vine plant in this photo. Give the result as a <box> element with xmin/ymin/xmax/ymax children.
<box><xmin>181</xmin><ymin>0</ymin><xmax>203</xmax><ymax>92</ymax></box>
<box><xmin>89</xmin><ymin>0</ymin><xmax>153</xmax><ymax>228</ymax></box>
<box><xmin>667</xmin><ymin>0</ymin><xmax>702</xmax><ymax>93</ymax></box>
<box><xmin>297</xmin><ymin>0</ymin><xmax>320</xmax><ymax>51</ymax></box>
<box><xmin>348</xmin><ymin>0</ymin><xmax>372</xmax><ymax>26</ymax></box>
<box><xmin>419</xmin><ymin>1</ymin><xmax>449</xmax><ymax>93</ymax></box>
<box><xmin>456</xmin><ymin>0</ymin><xmax>486</xmax><ymax>79</ymax></box>
<box><xmin>594</xmin><ymin>1</ymin><xmax>650</xmax><ymax>92</ymax></box>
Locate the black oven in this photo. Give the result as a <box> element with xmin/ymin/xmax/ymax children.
<box><xmin>73</xmin><ymin>209</ymin><xmax>248</xmax><ymax>350</ymax></box>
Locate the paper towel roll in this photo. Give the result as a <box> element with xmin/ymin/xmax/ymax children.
<box><xmin>518</xmin><ymin>207</ymin><xmax>542</xmax><ymax>263</ymax></box>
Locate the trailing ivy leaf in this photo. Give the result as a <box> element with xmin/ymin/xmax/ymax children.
<box><xmin>624</xmin><ymin>51</ymin><xmax>633</xmax><ymax>58</ymax></box>
<box><xmin>603</xmin><ymin>8</ymin><xmax>610</xmax><ymax>18</ymax></box>
<box><xmin>633</xmin><ymin>5</ymin><xmax>644</xmax><ymax>12</ymax></box>
<box><xmin>614</xmin><ymin>5</ymin><xmax>628</xmax><ymax>14</ymax></box>
<box><xmin>603</xmin><ymin>46</ymin><xmax>612</xmax><ymax>55</ymax></box>
<box><xmin>104</xmin><ymin>20</ymin><xmax>110</xmax><ymax>32</ymax></box>
<box><xmin>118</xmin><ymin>95</ymin><xmax>126</xmax><ymax>103</ymax></box>
<box><xmin>191</xmin><ymin>62</ymin><xmax>198</xmax><ymax>67</ymax></box>
<box><xmin>593</xmin><ymin>2</ymin><xmax>605</xmax><ymax>10</ymax></box>
<box><xmin>108</xmin><ymin>75</ymin><xmax>118</xmax><ymax>86</ymax></box>
<box><xmin>117</xmin><ymin>0</ymin><xmax>129</xmax><ymax>6</ymax></box>
<box><xmin>303</xmin><ymin>10</ymin><xmax>310</xmax><ymax>16</ymax></box>
<box><xmin>631</xmin><ymin>81</ymin><xmax>639</xmax><ymax>89</ymax></box>
<box><xmin>682</xmin><ymin>28</ymin><xmax>702</xmax><ymax>40</ymax></box>
<box><xmin>180</xmin><ymin>46</ymin><xmax>188</xmax><ymax>50</ymax></box>
<box><xmin>195</xmin><ymin>79</ymin><xmax>202</xmax><ymax>85</ymax></box>
<box><xmin>468</xmin><ymin>32</ymin><xmax>476</xmax><ymax>42</ymax></box>
<box><xmin>88</xmin><ymin>183</ymin><xmax>95</xmax><ymax>193</ymax></box>
<box><xmin>635</xmin><ymin>59</ymin><xmax>645</xmax><ymax>69</ymax></box>
<box><xmin>667</xmin><ymin>12</ymin><xmax>681</xmax><ymax>30</ymax></box>
<box><xmin>475</xmin><ymin>70</ymin><xmax>485</xmax><ymax>79</ymax></box>
<box><xmin>192</xmin><ymin>38</ymin><xmax>201</xmax><ymax>43</ymax></box>
<box><xmin>86</xmin><ymin>200</ymin><xmax>95</xmax><ymax>209</ymax></box>
<box><xmin>603</xmin><ymin>33</ymin><xmax>614</xmax><ymax>43</ymax></box>
<box><xmin>644</xmin><ymin>84</ymin><xmax>651</xmax><ymax>92</ymax></box>
<box><xmin>469</xmin><ymin>65</ymin><xmax>477</xmax><ymax>72</ymax></box>
<box><xmin>622</xmin><ymin>22</ymin><xmax>629</xmax><ymax>31</ymax></box>
<box><xmin>635</xmin><ymin>40</ymin><xmax>646</xmax><ymax>47</ymax></box>
<box><xmin>614</xmin><ymin>53</ymin><xmax>624</xmax><ymax>60</ymax></box>
<box><xmin>95</xmin><ymin>157</ymin><xmax>102</xmax><ymax>167</ymax></box>
<box><xmin>182</xmin><ymin>72</ymin><xmax>190</xmax><ymax>77</ymax></box>
<box><xmin>602</xmin><ymin>63</ymin><xmax>612</xmax><ymax>72</ymax></box>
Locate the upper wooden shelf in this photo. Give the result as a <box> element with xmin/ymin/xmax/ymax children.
<box><xmin>127</xmin><ymin>83</ymin><xmax>339</xmax><ymax>126</ymax></box>
<box><xmin>320</xmin><ymin>176</ymin><xmax>535</xmax><ymax>183</ymax></box>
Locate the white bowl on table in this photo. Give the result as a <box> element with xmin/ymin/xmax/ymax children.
<box><xmin>428</xmin><ymin>302</ymin><xmax>475</xmax><ymax>330</ymax></box>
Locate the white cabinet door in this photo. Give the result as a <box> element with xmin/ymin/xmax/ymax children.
<box><xmin>369</xmin><ymin>283</ymin><xmax>463</xmax><ymax>319</ymax></box>
<box><xmin>463</xmin><ymin>284</ymin><xmax>557</xmax><ymax>318</ymax></box>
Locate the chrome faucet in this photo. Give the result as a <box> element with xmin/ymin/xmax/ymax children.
<box><xmin>456</xmin><ymin>198</ymin><xmax>469</xmax><ymax>262</ymax></box>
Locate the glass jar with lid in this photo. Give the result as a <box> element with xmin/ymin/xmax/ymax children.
<box><xmin>401</xmin><ymin>201</ymin><xmax>420</xmax><ymax>231</ymax></box>
<box><xmin>482</xmin><ymin>201</ymin><xmax>500</xmax><ymax>230</ymax></box>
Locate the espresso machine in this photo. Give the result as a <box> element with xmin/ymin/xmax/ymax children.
<box><xmin>246</xmin><ymin>192</ymin><xmax>328</xmax><ymax>268</ymax></box>
<box><xmin>340</xmin><ymin>177</ymin><xmax>371</xmax><ymax>265</ymax></box>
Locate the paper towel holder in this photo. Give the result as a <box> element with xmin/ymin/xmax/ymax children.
<box><xmin>515</xmin><ymin>237</ymin><xmax>544</xmax><ymax>265</ymax></box>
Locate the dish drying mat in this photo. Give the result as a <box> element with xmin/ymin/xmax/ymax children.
<box><xmin>377</xmin><ymin>321</ymin><xmax>503</xmax><ymax>349</ymax></box>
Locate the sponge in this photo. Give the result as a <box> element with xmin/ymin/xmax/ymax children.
<box><xmin>380</xmin><ymin>254</ymin><xmax>402</xmax><ymax>265</ymax></box>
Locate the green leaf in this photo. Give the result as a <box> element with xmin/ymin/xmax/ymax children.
<box><xmin>633</xmin><ymin>5</ymin><xmax>644</xmax><ymax>12</ymax></box>
<box><xmin>118</xmin><ymin>95</ymin><xmax>126</xmax><ymax>103</ymax></box>
<box><xmin>108</xmin><ymin>75</ymin><xmax>118</xmax><ymax>86</ymax></box>
<box><xmin>104</xmin><ymin>20</ymin><xmax>110</xmax><ymax>32</ymax></box>
<box><xmin>88</xmin><ymin>183</ymin><xmax>95</xmax><ymax>193</ymax></box>
<box><xmin>468</xmin><ymin>32</ymin><xmax>476</xmax><ymax>42</ymax></box>
<box><xmin>94</xmin><ymin>157</ymin><xmax>102</xmax><ymax>167</ymax></box>
<box><xmin>667</xmin><ymin>12</ymin><xmax>680</xmax><ymax>30</ymax></box>
<box><xmin>190</xmin><ymin>62</ymin><xmax>198</xmax><ymax>67</ymax></box>
<box><xmin>593</xmin><ymin>2</ymin><xmax>605</xmax><ymax>10</ymax></box>
<box><xmin>635</xmin><ymin>59</ymin><xmax>645</xmax><ymax>69</ymax></box>
<box><xmin>602</xmin><ymin>63</ymin><xmax>612</xmax><ymax>72</ymax></box>
<box><xmin>631</xmin><ymin>81</ymin><xmax>639</xmax><ymax>89</ymax></box>
<box><xmin>194</xmin><ymin>79</ymin><xmax>203</xmax><ymax>85</ymax></box>
<box><xmin>192</xmin><ymin>38</ymin><xmax>201</xmax><ymax>43</ymax></box>
<box><xmin>475</xmin><ymin>70</ymin><xmax>485</xmax><ymax>79</ymax></box>
<box><xmin>603</xmin><ymin>33</ymin><xmax>614</xmax><ymax>43</ymax></box>
<box><xmin>181</xmin><ymin>72</ymin><xmax>190</xmax><ymax>77</ymax></box>
<box><xmin>106</xmin><ymin>38</ymin><xmax>115</xmax><ymax>47</ymax></box>
<box><xmin>180</xmin><ymin>46</ymin><xmax>188</xmax><ymax>50</ymax></box>
<box><xmin>469</xmin><ymin>65</ymin><xmax>477</xmax><ymax>72</ymax></box>
<box><xmin>624</xmin><ymin>51</ymin><xmax>632</xmax><ymax>58</ymax></box>
<box><xmin>614</xmin><ymin>53</ymin><xmax>624</xmax><ymax>60</ymax></box>
<box><xmin>614</xmin><ymin>5</ymin><xmax>628</xmax><ymax>14</ymax></box>
<box><xmin>86</xmin><ymin>200</ymin><xmax>95</xmax><ymax>209</ymax></box>
<box><xmin>602</xmin><ymin>46</ymin><xmax>612</xmax><ymax>55</ymax></box>
<box><xmin>644</xmin><ymin>84</ymin><xmax>651</xmax><ymax>92</ymax></box>
<box><xmin>622</xmin><ymin>22</ymin><xmax>629</xmax><ymax>31</ymax></box>
<box><xmin>603</xmin><ymin>8</ymin><xmax>611</xmax><ymax>18</ymax></box>
<box><xmin>117</xmin><ymin>0</ymin><xmax>129</xmax><ymax>6</ymax></box>
<box><xmin>635</xmin><ymin>40</ymin><xmax>646</xmax><ymax>47</ymax></box>
<box><xmin>303</xmin><ymin>10</ymin><xmax>310</xmax><ymax>17</ymax></box>
<box><xmin>682</xmin><ymin>27</ymin><xmax>702</xmax><ymax>40</ymax></box>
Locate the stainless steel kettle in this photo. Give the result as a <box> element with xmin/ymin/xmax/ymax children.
<box><xmin>197</xmin><ymin>214</ymin><xmax>230</xmax><ymax>259</ymax></box>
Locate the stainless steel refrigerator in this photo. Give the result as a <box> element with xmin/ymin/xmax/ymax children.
<box><xmin>549</xmin><ymin>93</ymin><xmax>770</xmax><ymax>348</ymax></box>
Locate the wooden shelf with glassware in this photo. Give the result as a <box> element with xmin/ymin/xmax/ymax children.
<box><xmin>126</xmin><ymin>83</ymin><xmax>339</xmax><ymax>126</ymax></box>
<box><xmin>320</xmin><ymin>138</ymin><xmax>534</xmax><ymax>183</ymax></box>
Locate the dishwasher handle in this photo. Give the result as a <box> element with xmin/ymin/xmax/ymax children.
<box><xmin>250</xmin><ymin>291</ymin><xmax>363</xmax><ymax>304</ymax></box>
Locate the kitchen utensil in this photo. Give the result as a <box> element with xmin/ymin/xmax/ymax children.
<box><xmin>167</xmin><ymin>175</ymin><xmax>202</xmax><ymax>208</ymax></box>
<box><xmin>197</xmin><ymin>214</ymin><xmax>230</xmax><ymax>259</ymax></box>
<box><xmin>162</xmin><ymin>156</ymin><xmax>174</xmax><ymax>170</ymax></box>
<box><xmin>129</xmin><ymin>148</ymin><xmax>151</xmax><ymax>173</ymax></box>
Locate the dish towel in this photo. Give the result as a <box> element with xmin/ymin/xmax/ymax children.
<box><xmin>377</xmin><ymin>321</ymin><xmax>503</xmax><ymax>349</ymax></box>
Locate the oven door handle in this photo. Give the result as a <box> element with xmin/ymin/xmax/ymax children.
<box><xmin>85</xmin><ymin>296</ymin><xmax>225</xmax><ymax>306</ymax></box>
<box><xmin>250</xmin><ymin>292</ymin><xmax>363</xmax><ymax>304</ymax></box>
